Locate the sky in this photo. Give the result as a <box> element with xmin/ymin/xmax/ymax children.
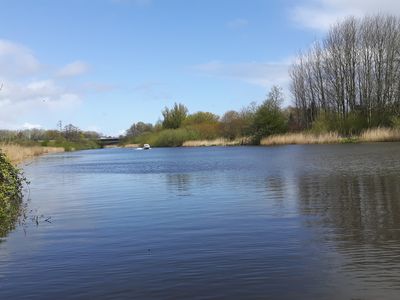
<box><xmin>0</xmin><ymin>0</ymin><xmax>399</xmax><ymax>136</ymax></box>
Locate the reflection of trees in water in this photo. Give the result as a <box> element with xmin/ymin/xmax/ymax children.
<box><xmin>166</xmin><ymin>174</ymin><xmax>192</xmax><ymax>194</ymax></box>
<box><xmin>298</xmin><ymin>174</ymin><xmax>400</xmax><ymax>243</ymax></box>
<box><xmin>297</xmin><ymin>173</ymin><xmax>400</xmax><ymax>279</ymax></box>
<box><xmin>266</xmin><ymin>176</ymin><xmax>286</xmax><ymax>199</ymax></box>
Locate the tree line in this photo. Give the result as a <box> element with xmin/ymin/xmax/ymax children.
<box><xmin>124</xmin><ymin>86</ymin><xmax>290</xmax><ymax>146</ymax></box>
<box><xmin>0</xmin><ymin>124</ymin><xmax>101</xmax><ymax>151</ymax></box>
<box><xmin>290</xmin><ymin>15</ymin><xmax>400</xmax><ymax>134</ymax></box>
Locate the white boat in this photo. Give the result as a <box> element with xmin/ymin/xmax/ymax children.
<box><xmin>143</xmin><ymin>144</ymin><xmax>151</xmax><ymax>150</ymax></box>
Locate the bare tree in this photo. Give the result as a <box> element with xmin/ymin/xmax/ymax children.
<box><xmin>290</xmin><ymin>15</ymin><xmax>400</xmax><ymax>131</ymax></box>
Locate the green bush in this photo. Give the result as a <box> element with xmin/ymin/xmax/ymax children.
<box><xmin>0</xmin><ymin>152</ymin><xmax>24</xmax><ymax>237</ymax></box>
<box><xmin>391</xmin><ymin>116</ymin><xmax>400</xmax><ymax>129</ymax></box>
<box><xmin>152</xmin><ymin>128</ymin><xmax>200</xmax><ymax>147</ymax></box>
<box><xmin>252</xmin><ymin>103</ymin><xmax>287</xmax><ymax>143</ymax></box>
<box><xmin>340</xmin><ymin>112</ymin><xmax>368</xmax><ymax>135</ymax></box>
<box><xmin>312</xmin><ymin>111</ymin><xmax>368</xmax><ymax>136</ymax></box>
<box><xmin>311</xmin><ymin>112</ymin><xmax>335</xmax><ymax>134</ymax></box>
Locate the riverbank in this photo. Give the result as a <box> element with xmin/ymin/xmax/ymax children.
<box><xmin>0</xmin><ymin>144</ymin><xmax>64</xmax><ymax>165</ymax></box>
<box><xmin>178</xmin><ymin>128</ymin><xmax>400</xmax><ymax>147</ymax></box>
<box><xmin>261</xmin><ymin>128</ymin><xmax>400</xmax><ymax>146</ymax></box>
<box><xmin>0</xmin><ymin>151</ymin><xmax>24</xmax><ymax>237</ymax></box>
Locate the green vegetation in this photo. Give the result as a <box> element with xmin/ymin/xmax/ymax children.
<box><xmin>0</xmin><ymin>124</ymin><xmax>101</xmax><ymax>152</ymax></box>
<box><xmin>0</xmin><ymin>151</ymin><xmax>25</xmax><ymax>237</ymax></box>
<box><xmin>122</xmin><ymin>15</ymin><xmax>400</xmax><ymax>147</ymax></box>
<box><xmin>252</xmin><ymin>86</ymin><xmax>287</xmax><ymax>143</ymax></box>
<box><xmin>122</xmin><ymin>87</ymin><xmax>289</xmax><ymax>147</ymax></box>
<box><xmin>162</xmin><ymin>103</ymin><xmax>188</xmax><ymax>129</ymax></box>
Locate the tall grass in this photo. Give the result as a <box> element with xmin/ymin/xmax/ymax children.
<box><xmin>260</xmin><ymin>132</ymin><xmax>343</xmax><ymax>145</ymax></box>
<box><xmin>182</xmin><ymin>137</ymin><xmax>251</xmax><ymax>147</ymax></box>
<box><xmin>0</xmin><ymin>144</ymin><xmax>64</xmax><ymax>164</ymax></box>
<box><xmin>359</xmin><ymin>127</ymin><xmax>400</xmax><ymax>142</ymax></box>
<box><xmin>261</xmin><ymin>128</ymin><xmax>400</xmax><ymax>146</ymax></box>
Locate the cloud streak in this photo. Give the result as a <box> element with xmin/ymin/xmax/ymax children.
<box><xmin>292</xmin><ymin>0</ymin><xmax>400</xmax><ymax>30</ymax></box>
<box><xmin>226</xmin><ymin>18</ymin><xmax>249</xmax><ymax>29</ymax></box>
<box><xmin>193</xmin><ymin>60</ymin><xmax>291</xmax><ymax>89</ymax></box>
<box><xmin>57</xmin><ymin>61</ymin><xmax>90</xmax><ymax>77</ymax></box>
<box><xmin>0</xmin><ymin>40</ymin><xmax>40</xmax><ymax>77</ymax></box>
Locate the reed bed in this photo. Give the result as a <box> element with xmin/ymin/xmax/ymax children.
<box><xmin>182</xmin><ymin>137</ymin><xmax>250</xmax><ymax>147</ymax></box>
<box><xmin>123</xmin><ymin>144</ymin><xmax>140</xmax><ymax>148</ymax></box>
<box><xmin>260</xmin><ymin>132</ymin><xmax>343</xmax><ymax>146</ymax></box>
<box><xmin>0</xmin><ymin>144</ymin><xmax>64</xmax><ymax>165</ymax></box>
<box><xmin>359</xmin><ymin>128</ymin><xmax>400</xmax><ymax>142</ymax></box>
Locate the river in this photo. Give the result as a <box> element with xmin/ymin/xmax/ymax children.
<box><xmin>1</xmin><ymin>144</ymin><xmax>400</xmax><ymax>299</ymax></box>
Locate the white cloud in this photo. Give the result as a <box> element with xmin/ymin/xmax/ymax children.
<box><xmin>81</xmin><ymin>82</ymin><xmax>116</xmax><ymax>93</ymax></box>
<box><xmin>0</xmin><ymin>40</ymin><xmax>40</xmax><ymax>77</ymax></box>
<box><xmin>22</xmin><ymin>122</ymin><xmax>42</xmax><ymax>130</ymax></box>
<box><xmin>193</xmin><ymin>60</ymin><xmax>291</xmax><ymax>89</ymax></box>
<box><xmin>0</xmin><ymin>39</ymin><xmax>84</xmax><ymax>129</ymax></box>
<box><xmin>226</xmin><ymin>18</ymin><xmax>249</xmax><ymax>29</ymax></box>
<box><xmin>57</xmin><ymin>60</ymin><xmax>90</xmax><ymax>77</ymax></box>
<box><xmin>292</xmin><ymin>0</ymin><xmax>400</xmax><ymax>30</ymax></box>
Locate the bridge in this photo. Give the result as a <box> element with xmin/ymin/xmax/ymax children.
<box><xmin>97</xmin><ymin>137</ymin><xmax>120</xmax><ymax>146</ymax></box>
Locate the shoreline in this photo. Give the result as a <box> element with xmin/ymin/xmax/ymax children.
<box><xmin>179</xmin><ymin>128</ymin><xmax>400</xmax><ymax>147</ymax></box>
<box><xmin>0</xmin><ymin>144</ymin><xmax>65</xmax><ymax>165</ymax></box>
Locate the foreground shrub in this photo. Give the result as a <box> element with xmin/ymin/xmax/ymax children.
<box><xmin>0</xmin><ymin>151</ymin><xmax>24</xmax><ymax>237</ymax></box>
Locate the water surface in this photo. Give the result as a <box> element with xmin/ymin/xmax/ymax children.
<box><xmin>1</xmin><ymin>144</ymin><xmax>400</xmax><ymax>299</ymax></box>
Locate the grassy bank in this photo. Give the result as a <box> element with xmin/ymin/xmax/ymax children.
<box><xmin>0</xmin><ymin>151</ymin><xmax>24</xmax><ymax>237</ymax></box>
<box><xmin>0</xmin><ymin>144</ymin><xmax>64</xmax><ymax>165</ymax></box>
<box><xmin>124</xmin><ymin>127</ymin><xmax>400</xmax><ymax>148</ymax></box>
<box><xmin>182</xmin><ymin>137</ymin><xmax>251</xmax><ymax>147</ymax></box>
<box><xmin>260</xmin><ymin>128</ymin><xmax>400</xmax><ymax>146</ymax></box>
<box><xmin>41</xmin><ymin>139</ymin><xmax>100</xmax><ymax>152</ymax></box>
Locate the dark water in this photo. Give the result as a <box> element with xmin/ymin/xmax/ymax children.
<box><xmin>1</xmin><ymin>144</ymin><xmax>400</xmax><ymax>299</ymax></box>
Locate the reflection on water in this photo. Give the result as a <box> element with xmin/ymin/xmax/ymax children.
<box><xmin>297</xmin><ymin>173</ymin><xmax>400</xmax><ymax>295</ymax></box>
<box><xmin>166</xmin><ymin>174</ymin><xmax>192</xmax><ymax>195</ymax></box>
<box><xmin>1</xmin><ymin>144</ymin><xmax>400</xmax><ymax>299</ymax></box>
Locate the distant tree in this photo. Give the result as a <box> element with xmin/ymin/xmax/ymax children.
<box><xmin>162</xmin><ymin>103</ymin><xmax>188</xmax><ymax>129</ymax></box>
<box><xmin>183</xmin><ymin>111</ymin><xmax>219</xmax><ymax>126</ymax></box>
<box><xmin>252</xmin><ymin>86</ymin><xmax>287</xmax><ymax>143</ymax></box>
<box><xmin>239</xmin><ymin>102</ymin><xmax>258</xmax><ymax>137</ymax></box>
<box><xmin>126</xmin><ymin>122</ymin><xmax>153</xmax><ymax>137</ymax></box>
<box><xmin>181</xmin><ymin>111</ymin><xmax>221</xmax><ymax>139</ymax></box>
<box><xmin>220</xmin><ymin>110</ymin><xmax>243</xmax><ymax>139</ymax></box>
<box><xmin>82</xmin><ymin>131</ymin><xmax>101</xmax><ymax>139</ymax></box>
<box><xmin>63</xmin><ymin>124</ymin><xmax>81</xmax><ymax>141</ymax></box>
<box><xmin>44</xmin><ymin>130</ymin><xmax>63</xmax><ymax>140</ymax></box>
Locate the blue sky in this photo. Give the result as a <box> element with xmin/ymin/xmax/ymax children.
<box><xmin>0</xmin><ymin>0</ymin><xmax>397</xmax><ymax>135</ymax></box>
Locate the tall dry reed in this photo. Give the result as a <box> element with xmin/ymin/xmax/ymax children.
<box><xmin>182</xmin><ymin>137</ymin><xmax>250</xmax><ymax>147</ymax></box>
<box><xmin>359</xmin><ymin>128</ymin><xmax>400</xmax><ymax>142</ymax></box>
<box><xmin>260</xmin><ymin>132</ymin><xmax>342</xmax><ymax>146</ymax></box>
<box><xmin>0</xmin><ymin>144</ymin><xmax>64</xmax><ymax>165</ymax></box>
